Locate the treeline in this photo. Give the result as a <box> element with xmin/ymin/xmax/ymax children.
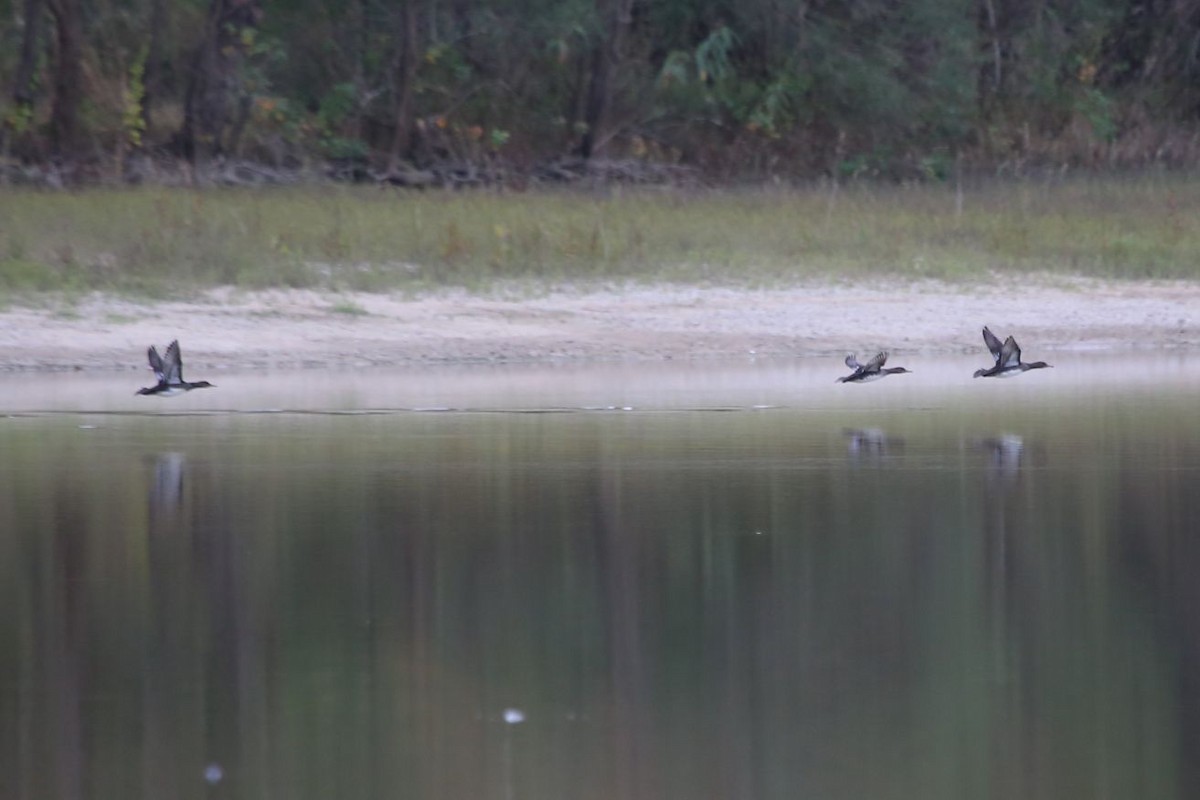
<box><xmin>2</xmin><ymin>0</ymin><xmax>1200</xmax><ymax>184</ymax></box>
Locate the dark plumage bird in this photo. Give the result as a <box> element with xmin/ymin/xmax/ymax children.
<box><xmin>136</xmin><ymin>340</ymin><xmax>215</xmax><ymax>396</ymax></box>
<box><xmin>972</xmin><ymin>327</ymin><xmax>1052</xmax><ymax>378</ymax></box>
<box><xmin>837</xmin><ymin>351</ymin><xmax>912</xmax><ymax>383</ymax></box>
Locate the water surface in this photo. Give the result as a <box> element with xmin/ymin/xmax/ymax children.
<box><xmin>1</xmin><ymin>355</ymin><xmax>1199</xmax><ymax>799</ymax></box>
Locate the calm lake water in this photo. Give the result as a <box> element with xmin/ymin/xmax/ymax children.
<box><xmin>2</xmin><ymin>354</ymin><xmax>1199</xmax><ymax>800</ymax></box>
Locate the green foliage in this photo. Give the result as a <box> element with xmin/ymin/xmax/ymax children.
<box><xmin>241</xmin><ymin>32</ymin><xmax>289</xmax><ymax>98</ymax></box>
<box><xmin>315</xmin><ymin>83</ymin><xmax>368</xmax><ymax>159</ymax></box>
<box><xmin>1078</xmin><ymin>88</ymin><xmax>1117</xmax><ymax>142</ymax></box>
<box><xmin>4</xmin><ymin>102</ymin><xmax>35</xmax><ymax>136</ymax></box>
<box><xmin>317</xmin><ymin>82</ymin><xmax>357</xmax><ymax>129</ymax></box>
<box><xmin>421</xmin><ymin>43</ymin><xmax>473</xmax><ymax>85</ymax></box>
<box><xmin>122</xmin><ymin>48</ymin><xmax>148</xmax><ymax>149</ymax></box>
<box><xmin>0</xmin><ymin>0</ymin><xmax>1197</xmax><ymax>175</ymax></box>
<box><xmin>695</xmin><ymin>26</ymin><xmax>736</xmax><ymax>84</ymax></box>
<box><xmin>656</xmin><ymin>25</ymin><xmax>805</xmax><ymax>140</ymax></box>
<box><xmin>321</xmin><ymin>136</ymin><xmax>369</xmax><ymax>161</ymax></box>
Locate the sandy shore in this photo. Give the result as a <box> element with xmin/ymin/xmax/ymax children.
<box><xmin>0</xmin><ymin>278</ymin><xmax>1196</xmax><ymax>372</ymax></box>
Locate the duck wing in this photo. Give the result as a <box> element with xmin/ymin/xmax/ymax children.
<box><xmin>982</xmin><ymin>327</ymin><xmax>1004</xmax><ymax>364</ymax></box>
<box><xmin>1000</xmin><ymin>336</ymin><xmax>1022</xmax><ymax>368</ymax></box>
<box><xmin>864</xmin><ymin>351</ymin><xmax>888</xmax><ymax>373</ymax></box>
<box><xmin>147</xmin><ymin>345</ymin><xmax>167</xmax><ymax>382</ymax></box>
<box><xmin>844</xmin><ymin>353</ymin><xmax>862</xmax><ymax>370</ymax></box>
<box><xmin>162</xmin><ymin>340</ymin><xmax>184</xmax><ymax>384</ymax></box>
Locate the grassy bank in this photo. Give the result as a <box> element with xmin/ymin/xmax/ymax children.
<box><xmin>2</xmin><ymin>175</ymin><xmax>1199</xmax><ymax>296</ymax></box>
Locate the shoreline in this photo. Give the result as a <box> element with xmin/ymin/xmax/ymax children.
<box><xmin>1</xmin><ymin>278</ymin><xmax>1196</xmax><ymax>372</ymax></box>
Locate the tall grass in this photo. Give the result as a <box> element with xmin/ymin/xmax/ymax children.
<box><xmin>1</xmin><ymin>174</ymin><xmax>1198</xmax><ymax>295</ymax></box>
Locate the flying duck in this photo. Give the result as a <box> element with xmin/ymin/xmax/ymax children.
<box><xmin>973</xmin><ymin>327</ymin><xmax>1052</xmax><ymax>378</ymax></box>
<box><xmin>837</xmin><ymin>351</ymin><xmax>912</xmax><ymax>383</ymax></box>
<box><xmin>136</xmin><ymin>340</ymin><xmax>215</xmax><ymax>396</ymax></box>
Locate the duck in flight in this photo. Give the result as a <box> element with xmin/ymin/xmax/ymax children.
<box><xmin>836</xmin><ymin>351</ymin><xmax>912</xmax><ymax>383</ymax></box>
<box><xmin>137</xmin><ymin>340</ymin><xmax>215</xmax><ymax>396</ymax></box>
<box><xmin>973</xmin><ymin>327</ymin><xmax>1052</xmax><ymax>378</ymax></box>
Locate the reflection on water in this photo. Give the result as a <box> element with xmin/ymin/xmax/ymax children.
<box><xmin>149</xmin><ymin>452</ymin><xmax>187</xmax><ymax>515</ymax></box>
<box><xmin>1</xmin><ymin>366</ymin><xmax>1199</xmax><ymax>800</ymax></box>
<box><xmin>843</xmin><ymin>427</ymin><xmax>905</xmax><ymax>463</ymax></box>
<box><xmin>976</xmin><ymin>434</ymin><xmax>1027</xmax><ymax>487</ymax></box>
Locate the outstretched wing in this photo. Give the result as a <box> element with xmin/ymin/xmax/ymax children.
<box><xmin>844</xmin><ymin>353</ymin><xmax>862</xmax><ymax>370</ymax></box>
<box><xmin>1000</xmin><ymin>336</ymin><xmax>1021</xmax><ymax>368</ymax></box>
<box><xmin>162</xmin><ymin>340</ymin><xmax>183</xmax><ymax>383</ymax></box>
<box><xmin>147</xmin><ymin>346</ymin><xmax>166</xmax><ymax>382</ymax></box>
<box><xmin>982</xmin><ymin>327</ymin><xmax>1004</xmax><ymax>364</ymax></box>
<box><xmin>864</xmin><ymin>351</ymin><xmax>888</xmax><ymax>372</ymax></box>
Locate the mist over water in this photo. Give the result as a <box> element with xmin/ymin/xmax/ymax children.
<box><xmin>1</xmin><ymin>357</ymin><xmax>1198</xmax><ymax>799</ymax></box>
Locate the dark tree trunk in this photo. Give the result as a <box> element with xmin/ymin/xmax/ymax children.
<box><xmin>179</xmin><ymin>0</ymin><xmax>263</xmax><ymax>162</ymax></box>
<box><xmin>46</xmin><ymin>0</ymin><xmax>84</xmax><ymax>157</ymax></box>
<box><xmin>13</xmin><ymin>0</ymin><xmax>44</xmax><ymax>108</ymax></box>
<box><xmin>579</xmin><ymin>0</ymin><xmax>633</xmax><ymax>160</ymax></box>
<box><xmin>142</xmin><ymin>0</ymin><xmax>168</xmax><ymax>134</ymax></box>
<box><xmin>979</xmin><ymin>0</ymin><xmax>1002</xmax><ymax>98</ymax></box>
<box><xmin>566</xmin><ymin>46</ymin><xmax>590</xmax><ymax>150</ymax></box>
<box><xmin>579</xmin><ymin>44</ymin><xmax>608</xmax><ymax>160</ymax></box>
<box><xmin>452</xmin><ymin>0</ymin><xmax>473</xmax><ymax>65</ymax></box>
<box><xmin>387</xmin><ymin>0</ymin><xmax>419</xmax><ymax>171</ymax></box>
<box><xmin>347</xmin><ymin>0</ymin><xmax>368</xmax><ymax>143</ymax></box>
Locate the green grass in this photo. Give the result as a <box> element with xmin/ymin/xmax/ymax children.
<box><xmin>103</xmin><ymin>313</ymin><xmax>138</xmax><ymax>324</ymax></box>
<box><xmin>327</xmin><ymin>299</ymin><xmax>369</xmax><ymax>316</ymax></box>
<box><xmin>1</xmin><ymin>174</ymin><xmax>1198</xmax><ymax>295</ymax></box>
